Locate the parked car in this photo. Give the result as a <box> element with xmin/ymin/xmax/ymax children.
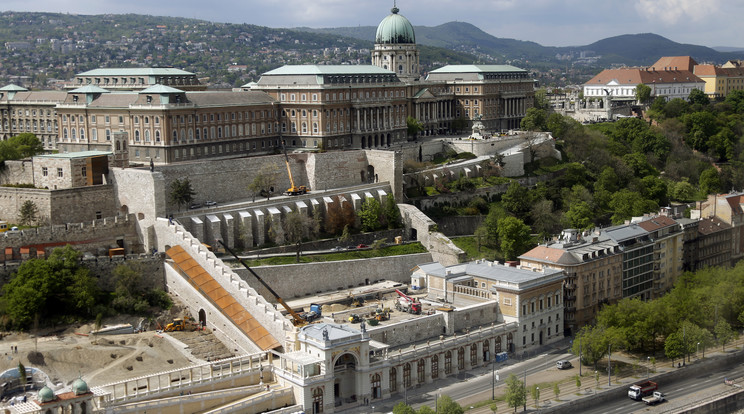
<box><xmin>189</xmin><ymin>202</ymin><xmax>202</xmax><ymax>209</ymax></box>
<box><xmin>204</xmin><ymin>200</ymin><xmax>217</xmax><ymax>207</ymax></box>
<box><xmin>357</xmin><ymin>244</ymin><xmax>369</xmax><ymax>249</ymax></box>
<box><xmin>330</xmin><ymin>246</ymin><xmax>344</xmax><ymax>252</ymax></box>
<box><xmin>556</xmin><ymin>360</ymin><xmax>572</xmax><ymax>370</ymax></box>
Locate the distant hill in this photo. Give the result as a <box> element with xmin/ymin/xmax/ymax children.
<box><xmin>297</xmin><ymin>24</ymin><xmax>744</xmax><ymax>67</ymax></box>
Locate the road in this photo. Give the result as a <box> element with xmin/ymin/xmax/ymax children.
<box><xmin>581</xmin><ymin>359</ymin><xmax>744</xmax><ymax>414</ymax></box>
<box><xmin>361</xmin><ymin>345</ymin><xmax>744</xmax><ymax>414</ymax></box>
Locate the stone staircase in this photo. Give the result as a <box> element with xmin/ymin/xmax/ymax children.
<box><xmin>169</xmin><ymin>330</ymin><xmax>235</xmax><ymax>361</ymax></box>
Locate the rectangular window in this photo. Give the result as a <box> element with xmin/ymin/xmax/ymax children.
<box><xmin>57</xmin><ymin>168</ymin><xmax>63</xmax><ymax>177</ymax></box>
<box><xmin>81</xmin><ymin>166</ymin><xmax>87</xmax><ymax>177</ymax></box>
<box><xmin>42</xmin><ymin>167</ymin><xmax>48</xmax><ymax>176</ymax></box>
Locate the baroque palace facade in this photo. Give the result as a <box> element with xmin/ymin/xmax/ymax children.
<box><xmin>0</xmin><ymin>5</ymin><xmax>534</xmax><ymax>165</ymax></box>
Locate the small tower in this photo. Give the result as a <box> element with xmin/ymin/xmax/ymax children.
<box><xmin>111</xmin><ymin>131</ymin><xmax>130</xmax><ymax>168</ymax></box>
<box><xmin>371</xmin><ymin>3</ymin><xmax>420</xmax><ymax>82</ymax></box>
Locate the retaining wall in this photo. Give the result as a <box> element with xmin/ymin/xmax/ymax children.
<box><xmin>236</xmin><ymin>253</ymin><xmax>433</xmax><ymax>300</ymax></box>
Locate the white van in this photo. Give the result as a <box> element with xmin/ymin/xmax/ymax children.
<box><xmin>556</xmin><ymin>360</ymin><xmax>572</xmax><ymax>370</ymax></box>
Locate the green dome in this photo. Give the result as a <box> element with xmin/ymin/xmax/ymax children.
<box><xmin>38</xmin><ymin>385</ymin><xmax>55</xmax><ymax>403</ymax></box>
<box><xmin>72</xmin><ymin>377</ymin><xmax>89</xmax><ymax>395</ymax></box>
<box><xmin>375</xmin><ymin>7</ymin><xmax>415</xmax><ymax>44</ymax></box>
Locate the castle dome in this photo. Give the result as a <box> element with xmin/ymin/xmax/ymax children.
<box><xmin>38</xmin><ymin>385</ymin><xmax>55</xmax><ymax>403</ymax></box>
<box><xmin>375</xmin><ymin>6</ymin><xmax>415</xmax><ymax>44</ymax></box>
<box><xmin>72</xmin><ymin>377</ymin><xmax>89</xmax><ymax>395</ymax></box>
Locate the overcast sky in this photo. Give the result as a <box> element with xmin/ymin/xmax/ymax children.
<box><xmin>2</xmin><ymin>0</ymin><xmax>741</xmax><ymax>48</ymax></box>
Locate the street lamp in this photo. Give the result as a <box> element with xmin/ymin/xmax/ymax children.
<box><xmin>259</xmin><ymin>366</ymin><xmax>264</xmax><ymax>385</ymax></box>
<box><xmin>646</xmin><ymin>356</ymin><xmax>650</xmax><ymax>380</ymax></box>
<box><xmin>536</xmin><ymin>387</ymin><xmax>540</xmax><ymax>409</ymax></box>
<box><xmin>492</xmin><ymin>357</ymin><xmax>496</xmax><ymax>400</ymax></box>
<box><xmin>697</xmin><ymin>342</ymin><xmax>700</xmax><ymax>358</ymax></box>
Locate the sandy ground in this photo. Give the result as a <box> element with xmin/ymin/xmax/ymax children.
<box><xmin>0</xmin><ymin>304</ymin><xmax>228</xmax><ymax>392</ymax></box>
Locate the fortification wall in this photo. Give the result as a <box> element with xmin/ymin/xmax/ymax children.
<box><xmin>0</xmin><ymin>159</ymin><xmax>34</xmax><ymax>186</ymax></box>
<box><xmin>236</xmin><ymin>253</ymin><xmax>432</xmax><ymax>300</ymax></box>
<box><xmin>0</xmin><ymin>214</ymin><xmax>139</xmax><ymax>259</ymax></box>
<box><xmin>0</xmin><ymin>185</ymin><xmax>116</xmax><ymax>225</ymax></box>
<box><xmin>399</xmin><ymin>204</ymin><xmax>465</xmax><ymax>267</ymax></box>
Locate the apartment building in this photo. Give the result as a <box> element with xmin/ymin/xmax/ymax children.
<box><xmin>0</xmin><ymin>84</ymin><xmax>66</xmax><ymax>149</ymax></box>
<box><xmin>519</xmin><ymin>229</ymin><xmax>622</xmax><ymax>336</ymax></box>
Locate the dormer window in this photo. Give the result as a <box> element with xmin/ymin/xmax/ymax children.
<box><xmin>72</xmin><ymin>95</ymin><xmax>78</xmax><ymax>102</ymax></box>
<box><xmin>146</xmin><ymin>95</ymin><xmax>152</xmax><ymax>103</ymax></box>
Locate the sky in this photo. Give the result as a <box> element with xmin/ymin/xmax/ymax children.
<box><xmin>2</xmin><ymin>0</ymin><xmax>741</xmax><ymax>49</ymax></box>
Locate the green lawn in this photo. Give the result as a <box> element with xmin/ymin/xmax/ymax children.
<box><xmin>451</xmin><ymin>236</ymin><xmax>505</xmax><ymax>262</ymax></box>
<box><xmin>226</xmin><ymin>242</ymin><xmax>428</xmax><ymax>267</ymax></box>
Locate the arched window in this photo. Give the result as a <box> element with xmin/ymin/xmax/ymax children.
<box><xmin>417</xmin><ymin>359</ymin><xmax>425</xmax><ymax>384</ymax></box>
<box><xmin>196</xmin><ymin>129</ymin><xmax>201</xmax><ymax>140</ymax></box>
<box><xmin>145</xmin><ymin>130</ymin><xmax>150</xmax><ymax>142</ymax></box>
<box><xmin>155</xmin><ymin>131</ymin><xmax>161</xmax><ymax>142</ymax></box>
<box><xmin>172</xmin><ymin>130</ymin><xmax>178</xmax><ymax>141</ymax></box>
<box><xmin>134</xmin><ymin>130</ymin><xmax>140</xmax><ymax>142</ymax></box>
<box><xmin>312</xmin><ymin>387</ymin><xmax>324</xmax><ymax>413</ymax></box>
<box><xmin>458</xmin><ymin>347</ymin><xmax>465</xmax><ymax>370</ymax></box>
<box><xmin>301</xmin><ymin>122</ymin><xmax>307</xmax><ymax>133</ymax></box>
<box><xmin>63</xmin><ymin>128</ymin><xmax>68</xmax><ymax>139</ymax></box>
<box><xmin>389</xmin><ymin>367</ymin><xmax>397</xmax><ymax>392</ymax></box>
<box><xmin>470</xmin><ymin>344</ymin><xmax>478</xmax><ymax>366</ymax></box>
<box><xmin>80</xmin><ymin>129</ymin><xmax>85</xmax><ymax>140</ymax></box>
<box><xmin>218</xmin><ymin>127</ymin><xmax>222</xmax><ymax>138</ymax></box>
<box><xmin>313</xmin><ymin>122</ymin><xmax>318</xmax><ymax>133</ymax></box>
<box><xmin>71</xmin><ymin>128</ymin><xmax>77</xmax><ymax>139</ymax></box>
<box><xmin>188</xmin><ymin>129</ymin><xmax>194</xmax><ymax>140</ymax></box>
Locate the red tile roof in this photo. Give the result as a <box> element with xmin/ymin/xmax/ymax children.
<box><xmin>637</xmin><ymin>215</ymin><xmax>677</xmax><ymax>232</ymax></box>
<box><xmin>585</xmin><ymin>68</ymin><xmax>702</xmax><ymax>86</ymax></box>
<box><xmin>650</xmin><ymin>56</ymin><xmax>698</xmax><ymax>72</ymax></box>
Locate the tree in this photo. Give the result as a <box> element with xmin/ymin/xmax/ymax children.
<box><xmin>564</xmin><ymin>201</ymin><xmax>594</xmax><ymax>230</ymax></box>
<box><xmin>688</xmin><ymin>88</ymin><xmax>710</xmax><ymax>106</ymax></box>
<box><xmin>530</xmin><ymin>199</ymin><xmax>559</xmax><ymax>238</ymax></box>
<box><xmin>635</xmin><ymin>83</ymin><xmax>652</xmax><ymax>104</ymax></box>
<box><xmin>418</xmin><ymin>406</ymin><xmax>436</xmax><ymax>414</ymax></box>
<box><xmin>383</xmin><ymin>196</ymin><xmax>403</xmax><ymax>229</ymax></box>
<box><xmin>2</xmin><ymin>245</ymin><xmax>98</xmax><ymax>328</ymax></box>
<box><xmin>699</xmin><ymin>168</ymin><xmax>721</xmax><ymax>196</ymax></box>
<box><xmin>248</xmin><ymin>163</ymin><xmax>279</xmax><ymax>200</ymax></box>
<box><xmin>497</xmin><ymin>216</ymin><xmax>532</xmax><ymax>261</ymax></box>
<box><xmin>520</xmin><ymin>107</ymin><xmax>547</xmax><ymax>131</ymax></box>
<box><xmin>407</xmin><ymin>116</ymin><xmax>424</xmax><ymax>139</ymax></box>
<box><xmin>358</xmin><ymin>197</ymin><xmax>383</xmax><ymax>232</ymax></box>
<box><xmin>18</xmin><ymin>362</ymin><xmax>26</xmax><ymax>392</ymax></box>
<box><xmin>664</xmin><ymin>332</ymin><xmax>684</xmax><ymax>366</ymax></box>
<box><xmin>502</xmin><ymin>182</ymin><xmax>530</xmax><ymax>218</ymax></box>
<box><xmin>553</xmin><ymin>383</ymin><xmax>560</xmax><ymax>401</ymax></box>
<box><xmin>575</xmin><ymin>375</ymin><xmax>581</xmax><ymax>389</ymax></box>
<box><xmin>283</xmin><ymin>210</ymin><xmax>320</xmax><ymax>262</ymax></box>
<box><xmin>18</xmin><ymin>200</ymin><xmax>39</xmax><ymax>226</ymax></box>
<box><xmin>0</xmin><ymin>133</ymin><xmax>44</xmax><ymax>161</ymax></box>
<box><xmin>393</xmin><ymin>402</ymin><xmax>416</xmax><ymax>414</ymax></box>
<box><xmin>504</xmin><ymin>373</ymin><xmax>526</xmax><ymax>413</ymax></box>
<box><xmin>325</xmin><ymin>196</ymin><xmax>356</xmax><ymax>236</ymax></box>
<box><xmin>435</xmin><ymin>395</ymin><xmax>463</xmax><ymax>414</ymax></box>
<box><xmin>609</xmin><ymin>189</ymin><xmax>658</xmax><ymax>225</ymax></box>
<box><xmin>530</xmin><ymin>384</ymin><xmax>540</xmax><ymax>408</ymax></box>
<box><xmin>168</xmin><ymin>178</ymin><xmax>195</xmax><ymax>211</ymax></box>
<box><xmin>715</xmin><ymin>319</ymin><xmax>736</xmax><ymax>351</ymax></box>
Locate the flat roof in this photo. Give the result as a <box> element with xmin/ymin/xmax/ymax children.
<box><xmin>429</xmin><ymin>64</ymin><xmax>527</xmax><ymax>74</ymax></box>
<box><xmin>76</xmin><ymin>68</ymin><xmax>194</xmax><ymax>77</ymax></box>
<box><xmin>262</xmin><ymin>65</ymin><xmax>395</xmax><ymax>76</ymax></box>
<box><xmin>36</xmin><ymin>151</ymin><xmax>111</xmax><ymax>159</ymax></box>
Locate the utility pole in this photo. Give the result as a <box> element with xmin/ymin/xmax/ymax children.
<box><xmin>492</xmin><ymin>358</ymin><xmax>496</xmax><ymax>400</ymax></box>
<box><xmin>523</xmin><ymin>365</ymin><xmax>527</xmax><ymax>412</ymax></box>
<box><xmin>579</xmin><ymin>337</ymin><xmax>582</xmax><ymax>376</ymax></box>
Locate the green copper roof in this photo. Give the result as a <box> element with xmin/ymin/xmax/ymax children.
<box><xmin>140</xmin><ymin>84</ymin><xmax>184</xmax><ymax>94</ymax></box>
<box><xmin>375</xmin><ymin>6</ymin><xmax>415</xmax><ymax>44</ymax></box>
<box><xmin>76</xmin><ymin>68</ymin><xmax>194</xmax><ymax>76</ymax></box>
<box><xmin>38</xmin><ymin>386</ymin><xmax>55</xmax><ymax>403</ymax></box>
<box><xmin>429</xmin><ymin>65</ymin><xmax>528</xmax><ymax>73</ymax></box>
<box><xmin>263</xmin><ymin>65</ymin><xmax>395</xmax><ymax>76</ymax></box>
<box><xmin>69</xmin><ymin>85</ymin><xmax>110</xmax><ymax>94</ymax></box>
<box><xmin>0</xmin><ymin>84</ymin><xmax>28</xmax><ymax>92</ymax></box>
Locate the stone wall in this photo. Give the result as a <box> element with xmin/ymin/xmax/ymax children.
<box><xmin>0</xmin><ymin>160</ymin><xmax>34</xmax><ymax>186</ymax></box>
<box><xmin>0</xmin><ymin>214</ymin><xmax>139</xmax><ymax>258</ymax></box>
<box><xmin>0</xmin><ymin>185</ymin><xmax>116</xmax><ymax>225</ymax></box>
<box><xmin>236</xmin><ymin>253</ymin><xmax>433</xmax><ymax>300</ymax></box>
<box><xmin>398</xmin><ymin>203</ymin><xmax>465</xmax><ymax>267</ymax></box>
<box><xmin>435</xmin><ymin>216</ymin><xmax>484</xmax><ymax>237</ymax></box>
<box><xmin>365</xmin><ymin>150</ymin><xmax>403</xmax><ymax>201</ymax></box>
<box><xmin>367</xmin><ymin>313</ymin><xmax>446</xmax><ymax>347</ymax></box>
